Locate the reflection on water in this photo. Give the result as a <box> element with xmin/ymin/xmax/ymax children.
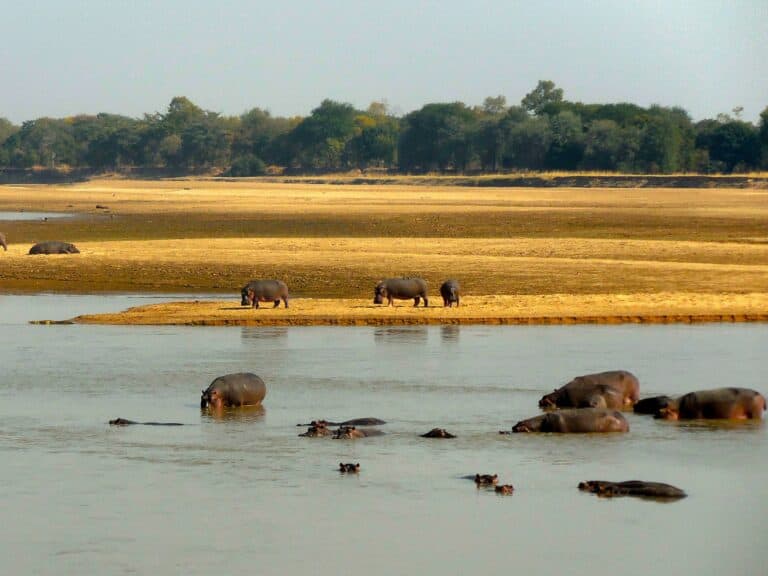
<box><xmin>0</xmin><ymin>211</ymin><xmax>74</xmax><ymax>221</ymax></box>
<box><xmin>373</xmin><ymin>326</ymin><xmax>428</xmax><ymax>343</ymax></box>
<box><xmin>440</xmin><ymin>324</ymin><xmax>460</xmax><ymax>342</ymax></box>
<box><xmin>240</xmin><ymin>326</ymin><xmax>288</xmax><ymax>340</ymax></box>
<box><xmin>200</xmin><ymin>405</ymin><xmax>266</xmax><ymax>423</ymax></box>
<box><xmin>0</xmin><ymin>294</ymin><xmax>766</xmax><ymax>576</ymax></box>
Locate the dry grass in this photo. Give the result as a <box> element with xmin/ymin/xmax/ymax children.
<box><xmin>1</xmin><ymin>178</ymin><xmax>767</xmax><ymax>324</ymax></box>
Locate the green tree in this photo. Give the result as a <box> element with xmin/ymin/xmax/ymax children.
<box><xmin>398</xmin><ymin>102</ymin><xmax>477</xmax><ymax>172</ymax></box>
<box><xmin>545</xmin><ymin>110</ymin><xmax>584</xmax><ymax>169</ymax></box>
<box><xmin>288</xmin><ymin>99</ymin><xmax>358</xmax><ymax>170</ymax></box>
<box><xmin>521</xmin><ymin>80</ymin><xmax>564</xmax><ymax>116</ymax></box>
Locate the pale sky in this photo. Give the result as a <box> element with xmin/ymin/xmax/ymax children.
<box><xmin>2</xmin><ymin>0</ymin><xmax>766</xmax><ymax>124</ymax></box>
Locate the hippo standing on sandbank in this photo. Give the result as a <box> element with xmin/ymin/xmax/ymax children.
<box><xmin>240</xmin><ymin>279</ymin><xmax>289</xmax><ymax>308</ymax></box>
<box><xmin>28</xmin><ymin>241</ymin><xmax>80</xmax><ymax>255</ymax></box>
<box><xmin>509</xmin><ymin>408</ymin><xmax>629</xmax><ymax>433</ymax></box>
<box><xmin>655</xmin><ymin>387</ymin><xmax>765</xmax><ymax>420</ymax></box>
<box><xmin>539</xmin><ymin>370</ymin><xmax>640</xmax><ymax>410</ymax></box>
<box><xmin>439</xmin><ymin>279</ymin><xmax>460</xmax><ymax>307</ymax></box>
<box><xmin>0</xmin><ymin>232</ymin><xmax>7</xmax><ymax>251</ymax></box>
<box><xmin>373</xmin><ymin>277</ymin><xmax>429</xmax><ymax>307</ymax></box>
<box><xmin>200</xmin><ymin>372</ymin><xmax>267</xmax><ymax>409</ymax></box>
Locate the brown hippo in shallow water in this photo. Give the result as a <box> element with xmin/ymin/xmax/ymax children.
<box><xmin>240</xmin><ymin>279</ymin><xmax>289</xmax><ymax>308</ymax></box>
<box><xmin>296</xmin><ymin>418</ymin><xmax>386</xmax><ymax>427</ymax></box>
<box><xmin>655</xmin><ymin>387</ymin><xmax>765</xmax><ymax>420</ymax></box>
<box><xmin>579</xmin><ymin>480</ymin><xmax>687</xmax><ymax>500</ymax></box>
<box><xmin>109</xmin><ymin>417</ymin><xmax>184</xmax><ymax>426</ymax></box>
<box><xmin>539</xmin><ymin>370</ymin><xmax>640</xmax><ymax>410</ymax></box>
<box><xmin>511</xmin><ymin>408</ymin><xmax>629</xmax><ymax>433</ymax></box>
<box><xmin>421</xmin><ymin>428</ymin><xmax>456</xmax><ymax>438</ymax></box>
<box><xmin>200</xmin><ymin>372</ymin><xmax>266</xmax><ymax>409</ymax></box>
<box><xmin>633</xmin><ymin>395</ymin><xmax>673</xmax><ymax>415</ymax></box>
<box><xmin>495</xmin><ymin>484</ymin><xmax>515</xmax><ymax>495</ymax></box>
<box><xmin>299</xmin><ymin>423</ymin><xmax>334</xmax><ymax>437</ymax></box>
<box><xmin>339</xmin><ymin>462</ymin><xmax>360</xmax><ymax>473</ymax></box>
<box><xmin>373</xmin><ymin>277</ymin><xmax>429</xmax><ymax>307</ymax></box>
<box><xmin>28</xmin><ymin>241</ymin><xmax>80</xmax><ymax>254</ymax></box>
<box><xmin>332</xmin><ymin>425</ymin><xmax>386</xmax><ymax>439</ymax></box>
<box><xmin>474</xmin><ymin>474</ymin><xmax>498</xmax><ymax>486</ymax></box>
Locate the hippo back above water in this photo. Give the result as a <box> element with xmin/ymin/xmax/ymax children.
<box><xmin>656</xmin><ymin>387</ymin><xmax>765</xmax><ymax>420</ymax></box>
<box><xmin>539</xmin><ymin>370</ymin><xmax>640</xmax><ymax>410</ymax></box>
<box><xmin>28</xmin><ymin>241</ymin><xmax>80</xmax><ymax>255</ymax></box>
<box><xmin>373</xmin><ymin>277</ymin><xmax>428</xmax><ymax>307</ymax></box>
<box><xmin>200</xmin><ymin>372</ymin><xmax>267</xmax><ymax>409</ymax></box>
<box><xmin>240</xmin><ymin>279</ymin><xmax>289</xmax><ymax>308</ymax></box>
<box><xmin>511</xmin><ymin>408</ymin><xmax>629</xmax><ymax>433</ymax></box>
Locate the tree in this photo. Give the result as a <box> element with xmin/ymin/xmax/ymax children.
<box><xmin>398</xmin><ymin>102</ymin><xmax>477</xmax><ymax>172</ymax></box>
<box><xmin>287</xmin><ymin>99</ymin><xmax>359</xmax><ymax>170</ymax></box>
<box><xmin>707</xmin><ymin>121</ymin><xmax>760</xmax><ymax>172</ymax></box>
<box><xmin>545</xmin><ymin>110</ymin><xmax>584</xmax><ymax>169</ymax></box>
<box><xmin>521</xmin><ymin>80</ymin><xmax>564</xmax><ymax>116</ymax></box>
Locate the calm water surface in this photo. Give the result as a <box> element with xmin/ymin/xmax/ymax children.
<box><xmin>0</xmin><ymin>294</ymin><xmax>765</xmax><ymax>575</ymax></box>
<box><xmin>0</xmin><ymin>211</ymin><xmax>73</xmax><ymax>221</ymax></box>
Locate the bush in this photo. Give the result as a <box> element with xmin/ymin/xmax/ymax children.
<box><xmin>226</xmin><ymin>154</ymin><xmax>266</xmax><ymax>176</ymax></box>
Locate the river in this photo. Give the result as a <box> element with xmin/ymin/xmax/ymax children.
<box><xmin>0</xmin><ymin>294</ymin><xmax>765</xmax><ymax>575</ymax></box>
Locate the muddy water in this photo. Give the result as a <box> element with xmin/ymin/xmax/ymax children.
<box><xmin>0</xmin><ymin>294</ymin><xmax>765</xmax><ymax>576</ymax></box>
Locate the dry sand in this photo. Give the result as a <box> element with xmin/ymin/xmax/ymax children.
<box><xmin>2</xmin><ymin>178</ymin><xmax>767</xmax><ymax>325</ymax></box>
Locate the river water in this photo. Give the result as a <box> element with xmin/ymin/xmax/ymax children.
<box><xmin>0</xmin><ymin>294</ymin><xmax>765</xmax><ymax>575</ymax></box>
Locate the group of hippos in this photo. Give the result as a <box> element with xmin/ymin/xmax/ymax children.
<box><xmin>0</xmin><ymin>233</ymin><xmax>80</xmax><ymax>255</ymax></box>
<box><xmin>111</xmin><ymin>369</ymin><xmax>766</xmax><ymax>501</ymax></box>
<box><xmin>241</xmin><ymin>277</ymin><xmax>459</xmax><ymax>308</ymax></box>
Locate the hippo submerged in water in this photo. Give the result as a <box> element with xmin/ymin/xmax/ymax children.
<box><xmin>28</xmin><ymin>241</ymin><xmax>80</xmax><ymax>255</ymax></box>
<box><xmin>439</xmin><ymin>279</ymin><xmax>460</xmax><ymax>307</ymax></box>
<box><xmin>539</xmin><ymin>370</ymin><xmax>640</xmax><ymax>410</ymax></box>
<box><xmin>296</xmin><ymin>418</ymin><xmax>386</xmax><ymax>427</ymax></box>
<box><xmin>332</xmin><ymin>425</ymin><xmax>386</xmax><ymax>439</ymax></box>
<box><xmin>240</xmin><ymin>279</ymin><xmax>289</xmax><ymax>308</ymax></box>
<box><xmin>655</xmin><ymin>387</ymin><xmax>765</xmax><ymax>420</ymax></box>
<box><xmin>200</xmin><ymin>372</ymin><xmax>266</xmax><ymax>409</ymax></box>
<box><xmin>421</xmin><ymin>428</ymin><xmax>456</xmax><ymax>438</ymax></box>
<box><xmin>509</xmin><ymin>408</ymin><xmax>629</xmax><ymax>433</ymax></box>
<box><xmin>579</xmin><ymin>480</ymin><xmax>687</xmax><ymax>500</ymax></box>
<box><xmin>633</xmin><ymin>395</ymin><xmax>673</xmax><ymax>415</ymax></box>
<box><xmin>373</xmin><ymin>277</ymin><xmax>429</xmax><ymax>307</ymax></box>
<box><xmin>109</xmin><ymin>418</ymin><xmax>184</xmax><ymax>426</ymax></box>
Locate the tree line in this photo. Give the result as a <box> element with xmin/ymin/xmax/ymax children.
<box><xmin>1</xmin><ymin>81</ymin><xmax>766</xmax><ymax>175</ymax></box>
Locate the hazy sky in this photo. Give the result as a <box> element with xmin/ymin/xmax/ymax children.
<box><xmin>2</xmin><ymin>0</ymin><xmax>766</xmax><ymax>124</ymax></box>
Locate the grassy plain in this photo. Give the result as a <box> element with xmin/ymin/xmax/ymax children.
<box><xmin>1</xmin><ymin>177</ymin><xmax>767</xmax><ymax>325</ymax></box>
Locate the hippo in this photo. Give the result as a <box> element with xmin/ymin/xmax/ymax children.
<box><xmin>439</xmin><ymin>279</ymin><xmax>460</xmax><ymax>307</ymax></box>
<box><xmin>109</xmin><ymin>417</ymin><xmax>184</xmax><ymax>426</ymax></box>
<box><xmin>420</xmin><ymin>428</ymin><xmax>456</xmax><ymax>438</ymax></box>
<box><xmin>332</xmin><ymin>425</ymin><xmax>386</xmax><ymax>439</ymax></box>
<box><xmin>655</xmin><ymin>387</ymin><xmax>765</xmax><ymax>420</ymax></box>
<box><xmin>28</xmin><ymin>241</ymin><xmax>80</xmax><ymax>255</ymax></box>
<box><xmin>0</xmin><ymin>232</ymin><xmax>6</xmax><ymax>251</ymax></box>
<box><xmin>339</xmin><ymin>463</ymin><xmax>360</xmax><ymax>473</ymax></box>
<box><xmin>495</xmin><ymin>484</ymin><xmax>515</xmax><ymax>495</ymax></box>
<box><xmin>296</xmin><ymin>418</ymin><xmax>386</xmax><ymax>427</ymax></box>
<box><xmin>200</xmin><ymin>372</ymin><xmax>266</xmax><ymax>409</ymax></box>
<box><xmin>511</xmin><ymin>408</ymin><xmax>629</xmax><ymax>433</ymax></box>
<box><xmin>578</xmin><ymin>480</ymin><xmax>687</xmax><ymax>500</ymax></box>
<box><xmin>633</xmin><ymin>395</ymin><xmax>673</xmax><ymax>415</ymax></box>
<box><xmin>240</xmin><ymin>279</ymin><xmax>289</xmax><ymax>308</ymax></box>
<box><xmin>298</xmin><ymin>423</ymin><xmax>333</xmax><ymax>437</ymax></box>
<box><xmin>539</xmin><ymin>370</ymin><xmax>640</xmax><ymax>410</ymax></box>
<box><xmin>373</xmin><ymin>277</ymin><xmax>429</xmax><ymax>307</ymax></box>
<box><xmin>474</xmin><ymin>474</ymin><xmax>498</xmax><ymax>486</ymax></box>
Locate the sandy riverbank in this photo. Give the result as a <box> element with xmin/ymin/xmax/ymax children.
<box><xmin>2</xmin><ymin>178</ymin><xmax>767</xmax><ymax>325</ymax></box>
